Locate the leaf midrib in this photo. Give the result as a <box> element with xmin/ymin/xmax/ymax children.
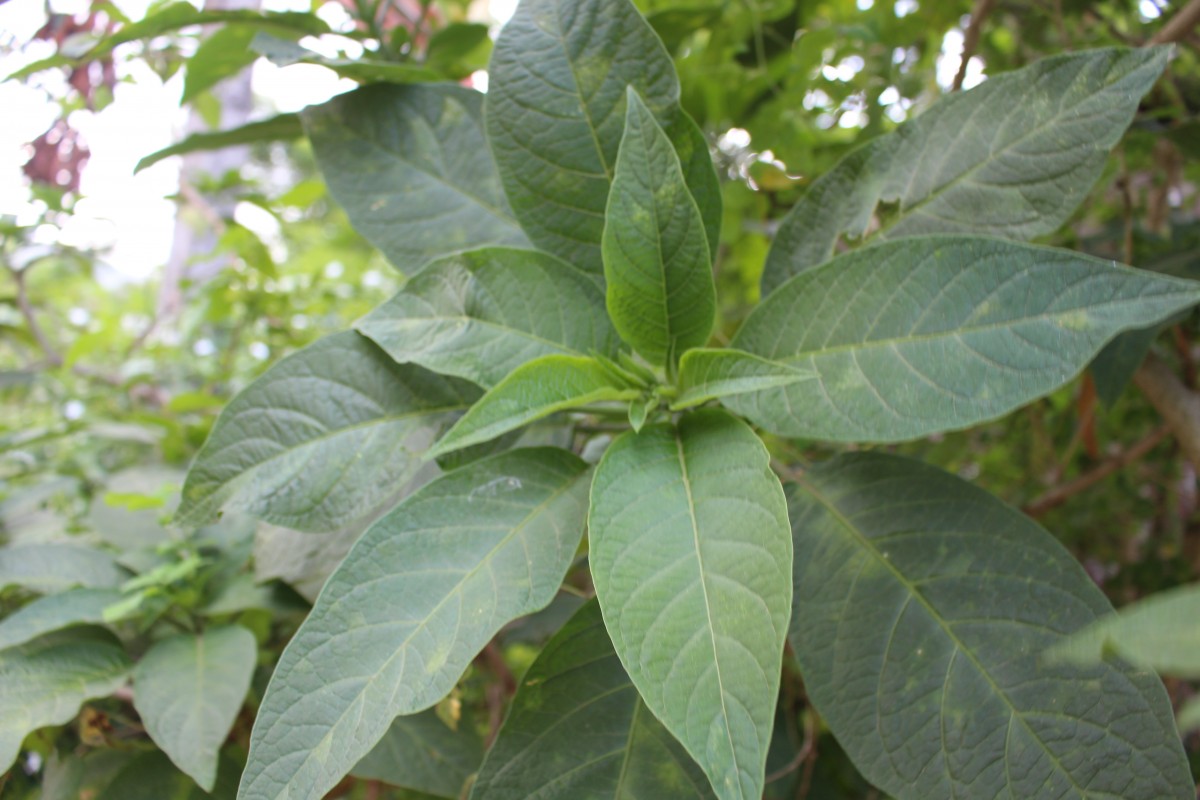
<box><xmin>796</xmin><ymin>476</ymin><xmax>1091</xmax><ymax>798</ymax></box>
<box><xmin>767</xmin><ymin>288</ymin><xmax>1198</xmax><ymax>362</ymax></box>
<box><xmin>675</xmin><ymin>429</ymin><xmax>744</xmax><ymax>800</ymax></box>
<box><xmin>872</xmin><ymin>59</ymin><xmax>1138</xmax><ymax>241</ymax></box>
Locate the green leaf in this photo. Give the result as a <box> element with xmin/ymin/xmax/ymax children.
<box><xmin>627</xmin><ymin>394</ymin><xmax>656</xmax><ymax>432</ymax></box>
<box><xmin>251</xmin><ymin>33</ymin><xmax>441</xmax><ymax>84</ymax></box>
<box><xmin>485</xmin><ymin>0</ymin><xmax>720</xmax><ymax>276</ymax></box>
<box><xmin>424</xmin><ymin>22</ymin><xmax>491</xmax><ymax>78</ymax></box>
<box><xmin>133</xmin><ymin>626</ymin><xmax>257</xmax><ymax>791</ymax></box>
<box><xmin>589</xmin><ymin>409</ymin><xmax>791</xmax><ymax>800</ymax></box>
<box><xmin>181</xmin><ymin>25</ymin><xmax>259</xmax><ymax>104</ymax></box>
<box><xmin>0</xmin><ymin>629</ymin><xmax>132</xmax><ymax>773</ymax></box>
<box><xmin>1090</xmin><ymin>322</ymin><xmax>1166</xmax><ymax>407</ymax></box>
<box><xmin>0</xmin><ymin>544</ymin><xmax>125</xmax><ymax>593</ymax></box>
<box><xmin>672</xmin><ymin>348</ymin><xmax>814</xmax><ymax>411</ymax></box>
<box><xmin>0</xmin><ymin>588</ymin><xmax>124</xmax><ymax>652</ymax></box>
<box><xmin>1178</xmin><ymin>696</ymin><xmax>1200</xmax><ymax>734</ymax></box>
<box><xmin>97</xmin><ymin>750</ymin><xmax>239</xmax><ymax>800</ymax></box>
<box><xmin>135</xmin><ymin>114</ymin><xmax>303</xmax><ymax>173</ymax></box>
<box><xmin>304</xmin><ymin>84</ymin><xmax>530</xmax><ymax>273</ymax></box>
<box><xmin>1046</xmin><ymin>582</ymin><xmax>1200</xmax><ymax>678</ymax></box>
<box><xmin>78</xmin><ymin>3</ymin><xmax>327</xmax><ymax>61</ymax></box>
<box><xmin>177</xmin><ymin>332</ymin><xmax>478</xmax><ymax>532</ymax></box>
<box><xmin>762</xmin><ymin>47</ymin><xmax>1170</xmax><ymax>294</ymax></box>
<box><xmin>237</xmin><ymin>449</ymin><xmax>591</xmax><ymax>800</ymax></box>
<box><xmin>352</xmin><ymin>709</ymin><xmax>482</xmax><ymax>798</ymax></box>
<box><xmin>428</xmin><ymin>356</ymin><xmax>639</xmax><ymax>459</ymax></box>
<box><xmin>356</xmin><ymin>248</ymin><xmax>618</xmax><ymax>389</ymax></box>
<box><xmin>786</xmin><ymin>452</ymin><xmax>1193</xmax><ymax>799</ymax></box>
<box><xmin>471</xmin><ymin>600</ymin><xmax>716</xmax><ymax>800</ymax></box>
<box><xmin>603</xmin><ymin>90</ymin><xmax>715</xmax><ymax>367</ymax></box>
<box><xmin>729</xmin><ymin>237</ymin><xmax>1200</xmax><ymax>442</ymax></box>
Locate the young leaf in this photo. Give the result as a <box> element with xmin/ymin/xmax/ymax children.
<box><xmin>352</xmin><ymin>709</ymin><xmax>482</xmax><ymax>798</ymax></box>
<box><xmin>672</xmin><ymin>348</ymin><xmax>814</xmax><ymax>410</ymax></box>
<box><xmin>357</xmin><ymin>248</ymin><xmax>619</xmax><ymax>389</ymax></box>
<box><xmin>589</xmin><ymin>409</ymin><xmax>791</xmax><ymax>800</ymax></box>
<box><xmin>236</xmin><ymin>449</ymin><xmax>591</xmax><ymax>800</ymax></box>
<box><xmin>627</xmin><ymin>394</ymin><xmax>656</xmax><ymax>432</ymax></box>
<box><xmin>135</xmin><ymin>113</ymin><xmax>303</xmax><ymax>173</ymax></box>
<box><xmin>785</xmin><ymin>452</ymin><xmax>1192</xmax><ymax>800</ymax></box>
<box><xmin>471</xmin><ymin>600</ymin><xmax>716</xmax><ymax>800</ymax></box>
<box><xmin>0</xmin><ymin>629</ymin><xmax>132</xmax><ymax>773</ymax></box>
<box><xmin>0</xmin><ymin>588</ymin><xmax>124</xmax><ymax>652</ymax></box>
<box><xmin>427</xmin><ymin>355</ymin><xmax>640</xmax><ymax>459</ymax></box>
<box><xmin>304</xmin><ymin>84</ymin><xmax>529</xmax><ymax>273</ymax></box>
<box><xmin>729</xmin><ymin>237</ymin><xmax>1200</xmax><ymax>442</ymax></box>
<box><xmin>133</xmin><ymin>626</ymin><xmax>257</xmax><ymax>792</ymax></box>
<box><xmin>0</xmin><ymin>544</ymin><xmax>125</xmax><ymax>593</ymax></box>
<box><xmin>762</xmin><ymin>47</ymin><xmax>1170</xmax><ymax>293</ymax></box>
<box><xmin>485</xmin><ymin>0</ymin><xmax>720</xmax><ymax>276</ymax></box>
<box><xmin>176</xmin><ymin>332</ymin><xmax>478</xmax><ymax>532</ymax></box>
<box><xmin>1046</xmin><ymin>582</ymin><xmax>1200</xmax><ymax>678</ymax></box>
<box><xmin>603</xmin><ymin>90</ymin><xmax>715</xmax><ymax>368</ymax></box>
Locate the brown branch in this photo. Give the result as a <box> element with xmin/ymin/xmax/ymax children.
<box><xmin>1136</xmin><ymin>353</ymin><xmax>1200</xmax><ymax>470</ymax></box>
<box><xmin>1023</xmin><ymin>424</ymin><xmax>1170</xmax><ymax>516</ymax></box>
<box><xmin>1150</xmin><ymin>0</ymin><xmax>1200</xmax><ymax>44</ymax></box>
<box><xmin>766</xmin><ymin>709</ymin><xmax>816</xmax><ymax>784</ymax></box>
<box><xmin>952</xmin><ymin>0</ymin><xmax>997</xmax><ymax>91</ymax></box>
<box><xmin>11</xmin><ymin>266</ymin><xmax>62</xmax><ymax>366</ymax></box>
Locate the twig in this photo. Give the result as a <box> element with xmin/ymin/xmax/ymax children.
<box><xmin>765</xmin><ymin>710</ymin><xmax>816</xmax><ymax>783</ymax></box>
<box><xmin>952</xmin><ymin>0</ymin><xmax>997</xmax><ymax>92</ymax></box>
<box><xmin>1150</xmin><ymin>0</ymin><xmax>1200</xmax><ymax>44</ymax></box>
<box><xmin>11</xmin><ymin>266</ymin><xmax>62</xmax><ymax>366</ymax></box>
<box><xmin>1118</xmin><ymin>150</ymin><xmax>1135</xmax><ymax>265</ymax></box>
<box><xmin>1136</xmin><ymin>353</ymin><xmax>1200</xmax><ymax>470</ymax></box>
<box><xmin>1024</xmin><ymin>425</ymin><xmax>1170</xmax><ymax>516</ymax></box>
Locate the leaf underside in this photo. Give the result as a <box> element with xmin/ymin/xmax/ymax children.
<box><xmin>761</xmin><ymin>46</ymin><xmax>1170</xmax><ymax>293</ymax></box>
<box><xmin>177</xmin><ymin>331</ymin><xmax>478</xmax><ymax>532</ymax></box>
<box><xmin>357</xmin><ymin>247</ymin><xmax>618</xmax><ymax>389</ymax></box>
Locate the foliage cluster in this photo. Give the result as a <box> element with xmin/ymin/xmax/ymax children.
<box><xmin>3</xmin><ymin>1</ymin><xmax>1200</xmax><ymax>799</ymax></box>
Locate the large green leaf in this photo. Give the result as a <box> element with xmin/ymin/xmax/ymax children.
<box><xmin>603</xmin><ymin>90</ymin><xmax>715</xmax><ymax>367</ymax></box>
<box><xmin>176</xmin><ymin>332</ymin><xmax>477</xmax><ymax>533</ymax></box>
<box><xmin>729</xmin><ymin>237</ymin><xmax>1200</xmax><ymax>442</ymax></box>
<box><xmin>786</xmin><ymin>452</ymin><xmax>1192</xmax><ymax>799</ymax></box>
<box><xmin>471</xmin><ymin>600</ymin><xmax>716</xmax><ymax>800</ymax></box>
<box><xmin>672</xmin><ymin>348</ymin><xmax>813</xmax><ymax>411</ymax></box>
<box><xmin>0</xmin><ymin>544</ymin><xmax>125</xmax><ymax>593</ymax></box>
<box><xmin>761</xmin><ymin>47</ymin><xmax>1169</xmax><ymax>294</ymax></box>
<box><xmin>427</xmin><ymin>356</ymin><xmax>639</xmax><ymax>458</ymax></box>
<box><xmin>485</xmin><ymin>0</ymin><xmax>720</xmax><ymax>276</ymax></box>
<box><xmin>237</xmin><ymin>449</ymin><xmax>591</xmax><ymax>800</ymax></box>
<box><xmin>589</xmin><ymin>409</ymin><xmax>791</xmax><ymax>800</ymax></box>
<box><xmin>133</xmin><ymin>626</ymin><xmax>257</xmax><ymax>791</ymax></box>
<box><xmin>0</xmin><ymin>629</ymin><xmax>132</xmax><ymax>773</ymax></box>
<box><xmin>303</xmin><ymin>84</ymin><xmax>529</xmax><ymax>273</ymax></box>
<box><xmin>357</xmin><ymin>248</ymin><xmax>619</xmax><ymax>389</ymax></box>
<box><xmin>0</xmin><ymin>588</ymin><xmax>124</xmax><ymax>652</ymax></box>
<box><xmin>1047</xmin><ymin>583</ymin><xmax>1200</xmax><ymax>678</ymax></box>
<box><xmin>352</xmin><ymin>709</ymin><xmax>482</xmax><ymax>798</ymax></box>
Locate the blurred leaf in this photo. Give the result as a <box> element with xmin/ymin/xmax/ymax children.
<box><xmin>181</xmin><ymin>25</ymin><xmax>259</xmax><ymax>104</ymax></box>
<box><xmin>0</xmin><ymin>544</ymin><xmax>126</xmax><ymax>593</ymax></box>
<box><xmin>0</xmin><ymin>629</ymin><xmax>132</xmax><ymax>773</ymax></box>
<box><xmin>135</xmin><ymin>114</ymin><xmax>303</xmax><ymax>173</ymax></box>
<box><xmin>0</xmin><ymin>588</ymin><xmax>124</xmax><ymax>652</ymax></box>
<box><xmin>252</xmin><ymin>33</ymin><xmax>440</xmax><ymax>83</ymax></box>
<box><xmin>133</xmin><ymin>626</ymin><xmax>257</xmax><ymax>791</ymax></box>
<box><xmin>352</xmin><ymin>709</ymin><xmax>482</xmax><ymax>797</ymax></box>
